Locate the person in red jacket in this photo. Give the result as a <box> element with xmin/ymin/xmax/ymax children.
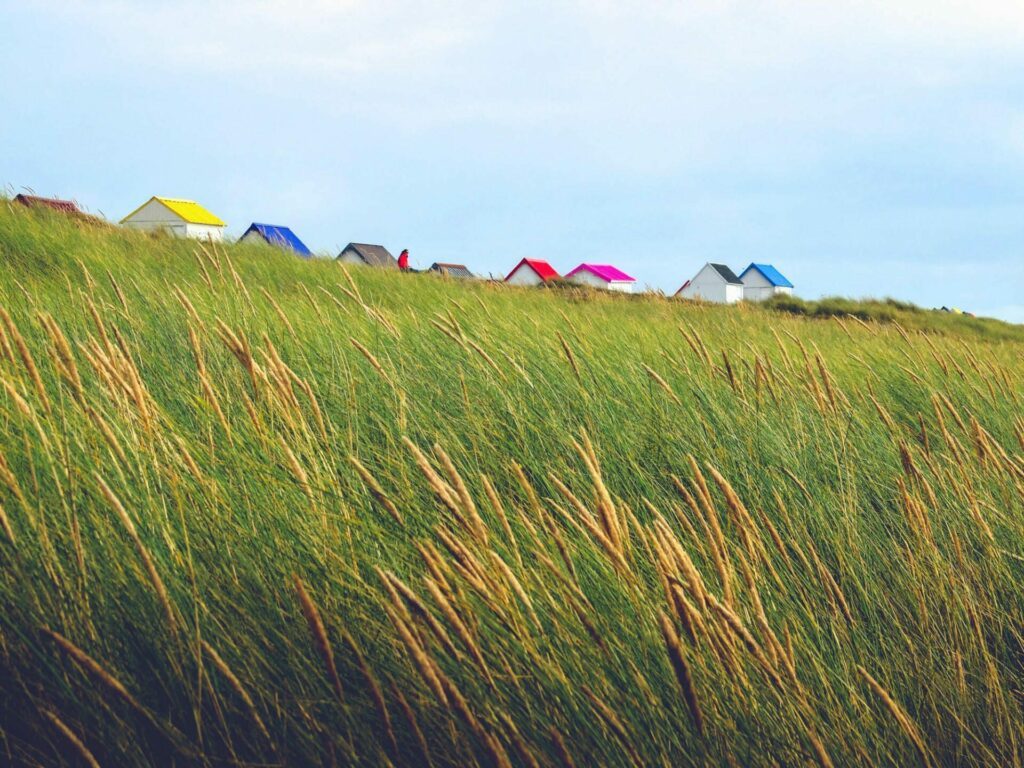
<box><xmin>398</xmin><ymin>249</ymin><xmax>410</xmax><ymax>270</ymax></box>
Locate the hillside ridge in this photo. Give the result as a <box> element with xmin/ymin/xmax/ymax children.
<box><xmin>1</xmin><ymin>203</ymin><xmax>1023</xmax><ymax>766</ymax></box>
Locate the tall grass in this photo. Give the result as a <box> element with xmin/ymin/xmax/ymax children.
<box><xmin>1</xmin><ymin>200</ymin><xmax>1023</xmax><ymax>766</ymax></box>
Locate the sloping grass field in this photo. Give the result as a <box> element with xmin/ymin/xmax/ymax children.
<box><xmin>1</xmin><ymin>202</ymin><xmax>1023</xmax><ymax>766</ymax></box>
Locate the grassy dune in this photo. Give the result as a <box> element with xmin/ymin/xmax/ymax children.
<box><xmin>1</xmin><ymin>202</ymin><xmax>1023</xmax><ymax>766</ymax></box>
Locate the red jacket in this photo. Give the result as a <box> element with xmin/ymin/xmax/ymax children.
<box><xmin>398</xmin><ymin>250</ymin><xmax>409</xmax><ymax>270</ymax></box>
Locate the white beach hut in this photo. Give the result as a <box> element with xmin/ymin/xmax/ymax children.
<box><xmin>675</xmin><ymin>263</ymin><xmax>744</xmax><ymax>304</ymax></box>
<box><xmin>120</xmin><ymin>196</ymin><xmax>226</xmax><ymax>241</ymax></box>
<box><xmin>739</xmin><ymin>263</ymin><xmax>794</xmax><ymax>301</ymax></box>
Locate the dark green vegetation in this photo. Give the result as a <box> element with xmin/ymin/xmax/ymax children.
<box><xmin>762</xmin><ymin>293</ymin><xmax>1023</xmax><ymax>342</ymax></box>
<box><xmin>1</xmin><ymin>201</ymin><xmax>1023</xmax><ymax>766</ymax></box>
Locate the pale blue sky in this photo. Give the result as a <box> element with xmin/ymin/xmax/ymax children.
<box><xmin>2</xmin><ymin>1</ymin><xmax>1023</xmax><ymax>321</ymax></box>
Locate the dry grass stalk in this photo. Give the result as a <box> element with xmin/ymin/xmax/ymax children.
<box><xmin>669</xmin><ymin>581</ymin><xmax>707</xmax><ymax>643</ymax></box>
<box><xmin>433</xmin><ymin>527</ymin><xmax>491</xmax><ymax>592</ymax></box>
<box><xmin>582</xmin><ymin>686</ymin><xmax>643</xmax><ymax>766</ymax></box>
<box><xmin>423</xmin><ymin>576</ymin><xmax>492</xmax><ymax>680</ymax></box>
<box><xmin>197</xmin><ymin>369</ymin><xmax>231</xmax><ymax>437</ymax></box>
<box><xmin>172</xmin><ymin>286</ymin><xmax>203</xmax><ymax>329</ymax></box>
<box><xmin>201</xmin><ymin>640</ymin><xmax>273</xmax><ymax>746</ymax></box>
<box><xmin>490</xmin><ymin>551</ymin><xmax>542</xmax><ymax>631</ymax></box>
<box><xmin>678</xmin><ymin>325</ymin><xmax>713</xmax><ymax>368</ymax></box>
<box><xmin>295</xmin><ymin>376</ymin><xmax>329</xmax><ymax>441</ymax></box>
<box><xmin>259</xmin><ymin>286</ymin><xmax>298</xmax><ymax>340</ymax></box>
<box><xmin>757</xmin><ymin>507</ymin><xmax>792</xmax><ymax>571</ymax></box>
<box><xmin>40</xmin><ymin>313</ymin><xmax>84</xmax><ymax>403</ymax></box>
<box><xmin>681</xmin><ymin>461</ymin><xmax>734</xmax><ymax>604</ymax></box>
<box><xmin>643</xmin><ymin>363</ymin><xmax>682</xmax><ymax>405</ymax></box>
<box><xmin>858</xmin><ymin>666</ymin><xmax>935</xmax><ymax>768</ymax></box>
<box><xmin>807</xmin><ymin>729</ymin><xmax>836</xmax><ymax>768</ymax></box>
<box><xmin>222</xmin><ymin>251</ymin><xmax>254</xmax><ymax>307</ymax></box>
<box><xmin>868</xmin><ymin>393</ymin><xmax>898</xmax><ymax>433</ymax></box>
<box><xmin>417</xmin><ymin>541</ymin><xmax>456</xmax><ymax>597</ymax></box>
<box><xmin>659</xmin><ymin>612</ymin><xmax>705</xmax><ymax>736</ymax></box>
<box><xmin>84</xmin><ymin>407</ymin><xmax>126</xmax><ymax>470</ymax></box>
<box><xmin>349</xmin><ymin>456</ymin><xmax>404</xmax><ymax>526</ymax></box>
<box><xmin>380</xmin><ymin>569</ymin><xmax>462</xmax><ymax>661</ymax></box>
<box><xmin>511</xmin><ymin>461</ymin><xmax>545</xmax><ymax>525</ymax></box>
<box><xmin>0</xmin><ymin>320</ymin><xmax>15</xmax><ymax>364</ymax></box>
<box><xmin>350</xmin><ymin>337</ymin><xmax>397</xmax><ymax>389</ymax></box>
<box><xmin>42</xmin><ymin>628</ymin><xmax>151</xmax><ymax>720</ymax></box>
<box><xmin>293</xmin><ymin>575</ymin><xmax>345</xmax><ymax>707</ymax></box>
<box><xmin>0</xmin><ymin>502</ymin><xmax>14</xmax><ymax>544</ymax></box>
<box><xmin>96</xmin><ymin>474</ymin><xmax>178</xmax><ymax>632</ymax></box>
<box><xmin>386</xmin><ymin>604</ymin><xmax>448</xmax><ymax>705</ymax></box>
<box><xmin>815</xmin><ymin>353</ymin><xmax>840</xmax><ymax>411</ymax></box>
<box><xmin>481</xmin><ymin>473</ymin><xmax>522</xmax><ymax>568</ymax></box>
<box><xmin>402</xmin><ymin>436</ymin><xmax>461</xmax><ymax>516</ymax></box>
<box><xmin>654</xmin><ymin>517</ymin><xmax>708</xmax><ymax>612</ymax></box>
<box><xmin>550</xmin><ymin>480</ymin><xmax>629</xmax><ymax>575</ymax></box>
<box><xmin>500</xmin><ymin>713</ymin><xmax>542</xmax><ymax>768</ymax></box>
<box><xmin>550</xmin><ymin>727</ymin><xmax>578</xmax><ymax>768</ymax></box>
<box><xmin>806</xmin><ymin>541</ymin><xmax>855</xmax><ymax>626</ymax></box>
<box><xmin>110</xmin><ymin>325</ymin><xmax>153</xmax><ymax>429</ymax></box>
<box><xmin>172</xmin><ymin>435</ymin><xmax>203</xmax><ymax>484</ymax></box>
<box><xmin>434</xmin><ymin>443</ymin><xmax>488</xmax><ymax>544</ymax></box>
<box><xmin>572</xmin><ymin>433</ymin><xmax>622</xmax><ymax>555</ymax></box>
<box><xmin>721</xmin><ymin>350</ymin><xmax>739</xmax><ymax>393</ymax></box>
<box><xmin>557</xmin><ymin>331</ymin><xmax>582</xmax><ymax>383</ymax></box>
<box><xmin>40</xmin><ymin>709</ymin><xmax>102</xmax><ymax>768</ymax></box>
<box><xmin>780</xmin><ymin>466</ymin><xmax>813</xmax><ymax>505</ymax></box>
<box><xmin>707</xmin><ymin>593</ymin><xmax>784</xmax><ymax>691</ymax></box>
<box><xmin>705</xmin><ymin>463</ymin><xmax>761</xmax><ymax>562</ymax></box>
<box><xmin>0</xmin><ymin>375</ymin><xmax>51</xmax><ymax>451</ymax></box>
<box><xmin>281</xmin><ymin>439</ymin><xmax>314</xmax><ymax>504</ymax></box>
<box><xmin>193</xmin><ymin>250</ymin><xmax>214</xmax><ymax>289</ymax></box>
<box><xmin>0</xmin><ymin>306</ymin><xmax>51</xmax><ymax>415</ymax></box>
<box><xmin>215</xmin><ymin>320</ymin><xmax>261</xmax><ymax>393</ymax></box>
<box><xmin>467</xmin><ymin>337</ymin><xmax>504</xmax><ymax>378</ymax></box>
<box><xmin>297</xmin><ymin>282</ymin><xmax>328</xmax><ymax>323</ymax></box>
<box><xmin>936</xmin><ymin>391</ymin><xmax>968</xmax><ymax>433</ymax></box>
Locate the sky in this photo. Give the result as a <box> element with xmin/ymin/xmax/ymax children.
<box><xmin>2</xmin><ymin>1</ymin><xmax>1024</xmax><ymax>321</ymax></box>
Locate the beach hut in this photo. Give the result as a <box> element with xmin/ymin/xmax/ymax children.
<box><xmin>428</xmin><ymin>262</ymin><xmax>474</xmax><ymax>279</ymax></box>
<box><xmin>504</xmin><ymin>258</ymin><xmax>560</xmax><ymax>286</ymax></box>
<box><xmin>337</xmin><ymin>243</ymin><xmax>398</xmax><ymax>269</ymax></box>
<box><xmin>675</xmin><ymin>263</ymin><xmax>744</xmax><ymax>304</ymax></box>
<box><xmin>739</xmin><ymin>263</ymin><xmax>793</xmax><ymax>301</ymax></box>
<box><xmin>564</xmin><ymin>263</ymin><xmax>636</xmax><ymax>293</ymax></box>
<box><xmin>14</xmin><ymin>194</ymin><xmax>81</xmax><ymax>215</ymax></box>
<box><xmin>240</xmin><ymin>223</ymin><xmax>312</xmax><ymax>257</ymax></box>
<box><xmin>120</xmin><ymin>197</ymin><xmax>226</xmax><ymax>240</ymax></box>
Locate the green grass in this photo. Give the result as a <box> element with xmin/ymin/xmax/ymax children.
<box><xmin>1</xmin><ymin>200</ymin><xmax>1023</xmax><ymax>767</ymax></box>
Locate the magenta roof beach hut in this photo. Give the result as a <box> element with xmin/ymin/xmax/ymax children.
<box><xmin>564</xmin><ymin>263</ymin><xmax>636</xmax><ymax>293</ymax></box>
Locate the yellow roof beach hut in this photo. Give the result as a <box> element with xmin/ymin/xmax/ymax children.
<box><xmin>120</xmin><ymin>196</ymin><xmax>226</xmax><ymax>241</ymax></box>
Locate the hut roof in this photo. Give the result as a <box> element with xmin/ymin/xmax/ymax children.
<box><xmin>243</xmin><ymin>223</ymin><xmax>312</xmax><ymax>256</ymax></box>
<box><xmin>121</xmin><ymin>197</ymin><xmax>225</xmax><ymax>226</ymax></box>
<box><xmin>565</xmin><ymin>263</ymin><xmax>636</xmax><ymax>283</ymax></box>
<box><xmin>339</xmin><ymin>243</ymin><xmax>397</xmax><ymax>268</ymax></box>
<box><xmin>429</xmin><ymin>262</ymin><xmax>474</xmax><ymax>278</ymax></box>
<box><xmin>709</xmin><ymin>263</ymin><xmax>743</xmax><ymax>285</ymax></box>
<box><xmin>505</xmin><ymin>258</ymin><xmax>559</xmax><ymax>282</ymax></box>
<box><xmin>739</xmin><ymin>263</ymin><xmax>793</xmax><ymax>288</ymax></box>
<box><xmin>14</xmin><ymin>194</ymin><xmax>80</xmax><ymax>214</ymax></box>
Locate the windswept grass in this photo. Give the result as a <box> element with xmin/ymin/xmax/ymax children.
<box><xmin>1</xmin><ymin>200</ymin><xmax>1023</xmax><ymax>766</ymax></box>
